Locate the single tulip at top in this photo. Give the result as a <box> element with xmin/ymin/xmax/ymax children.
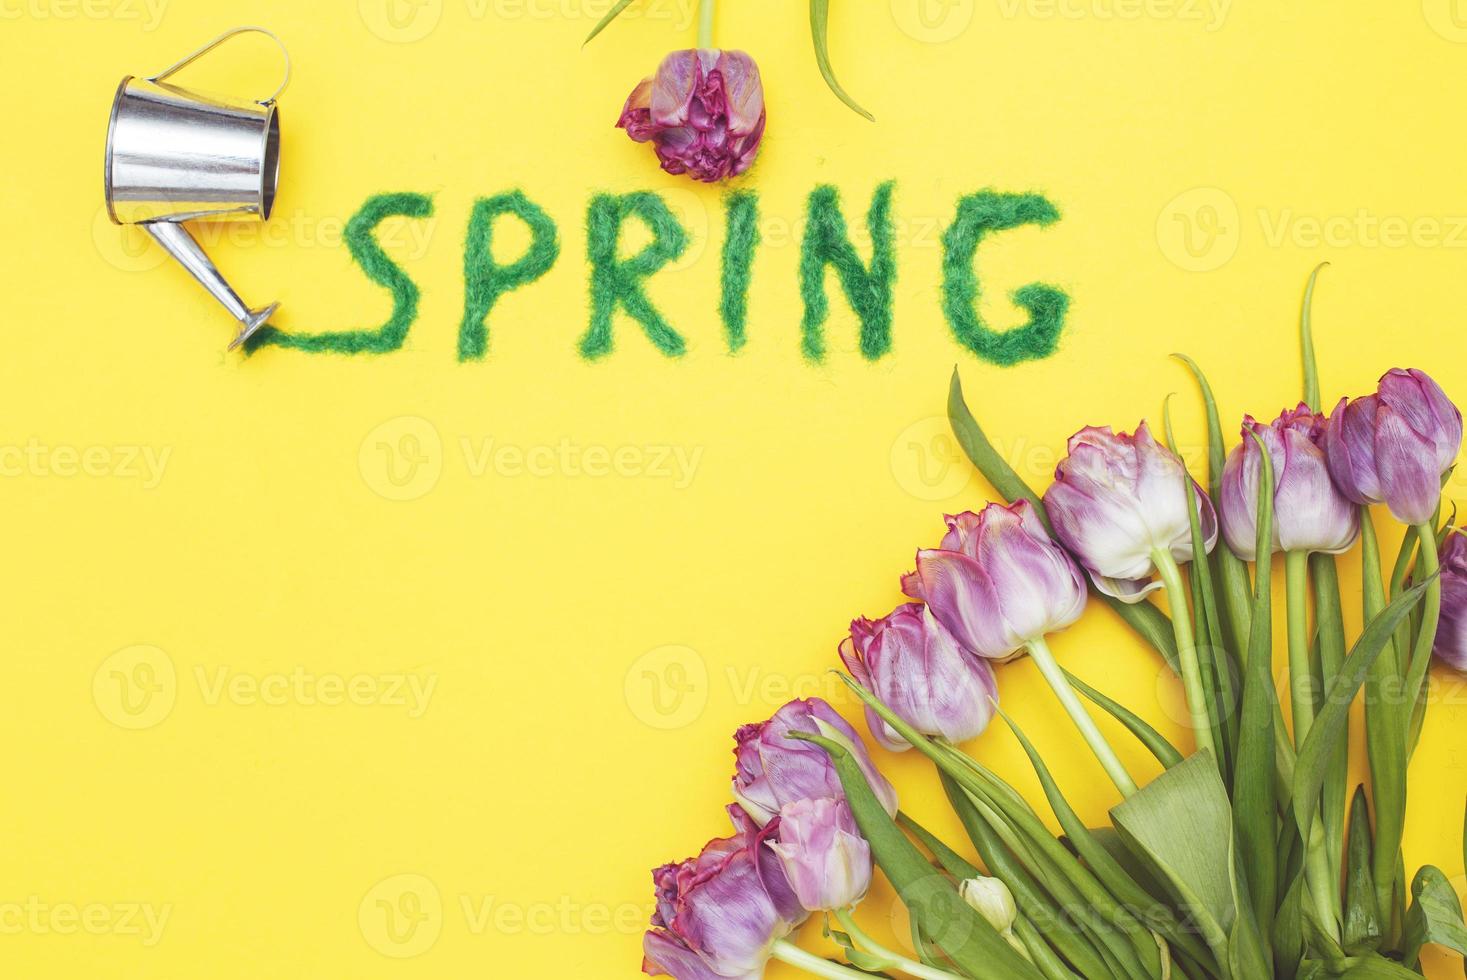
<box><xmin>903</xmin><ymin>501</ymin><xmax>1088</xmax><ymax>661</ymax></box>
<box><xmin>617</xmin><ymin>49</ymin><xmax>766</xmax><ymax>183</ymax></box>
<box><xmin>767</xmin><ymin>797</ymin><xmax>871</xmax><ymax>912</ymax></box>
<box><xmin>644</xmin><ymin>804</ymin><xmax>805</xmax><ymax>979</ymax></box>
<box><xmin>1044</xmin><ymin>422</ymin><xmax>1218</xmax><ymax>602</ymax></box>
<box><xmin>839</xmin><ymin>603</ymin><xmax>998</xmax><ymax>751</ymax></box>
<box><xmin>732</xmin><ymin>698</ymin><xmax>897</xmax><ymax>827</ymax></box>
<box><xmin>1221</xmin><ymin>405</ymin><xmax>1360</xmax><ymax>559</ymax></box>
<box><xmin>1325</xmin><ymin>368</ymin><xmax>1463</xmax><ymax>526</ymax></box>
<box><xmin>1435</xmin><ymin>532</ymin><xmax>1467</xmax><ymax>671</ymax></box>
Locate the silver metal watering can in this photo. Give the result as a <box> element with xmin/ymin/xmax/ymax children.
<box><xmin>104</xmin><ymin>27</ymin><xmax>291</xmax><ymax>350</ymax></box>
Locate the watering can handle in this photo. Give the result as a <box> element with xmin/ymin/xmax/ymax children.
<box><xmin>147</xmin><ymin>26</ymin><xmax>292</xmax><ymax>106</ymax></box>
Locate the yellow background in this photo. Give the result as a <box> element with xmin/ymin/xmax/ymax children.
<box><xmin>3</xmin><ymin>0</ymin><xmax>1467</xmax><ymax>975</ymax></box>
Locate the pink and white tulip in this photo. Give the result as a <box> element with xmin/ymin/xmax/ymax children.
<box><xmin>1221</xmin><ymin>405</ymin><xmax>1360</xmax><ymax>559</ymax></box>
<box><xmin>1324</xmin><ymin>369</ymin><xmax>1462</xmax><ymax>526</ymax></box>
<box><xmin>839</xmin><ymin>603</ymin><xmax>998</xmax><ymax>751</ymax></box>
<box><xmin>731</xmin><ymin>699</ymin><xmax>897</xmax><ymax>827</ymax></box>
<box><xmin>1044</xmin><ymin>422</ymin><xmax>1218</xmax><ymax>603</ymax></box>
<box><xmin>644</xmin><ymin>804</ymin><xmax>805</xmax><ymax>979</ymax></box>
<box><xmin>903</xmin><ymin>501</ymin><xmax>1088</xmax><ymax>661</ymax></box>
<box><xmin>767</xmin><ymin>797</ymin><xmax>872</xmax><ymax>912</ymax></box>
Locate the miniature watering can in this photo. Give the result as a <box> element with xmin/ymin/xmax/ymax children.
<box><xmin>104</xmin><ymin>27</ymin><xmax>290</xmax><ymax>350</ymax></box>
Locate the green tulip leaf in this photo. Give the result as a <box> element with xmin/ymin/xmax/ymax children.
<box><xmin>582</xmin><ymin>0</ymin><xmax>636</xmax><ymax>45</ymax></box>
<box><xmin>1400</xmin><ymin>865</ymin><xmax>1467</xmax><ymax>967</ymax></box>
<box><xmin>1299</xmin><ymin>261</ymin><xmax>1329</xmax><ymax>412</ymax></box>
<box><xmin>808</xmin><ymin>0</ymin><xmax>874</xmax><ymax>121</ymax></box>
<box><xmin>1342</xmin><ymin>786</ymin><xmax>1382</xmax><ymax>954</ymax></box>
<box><xmin>1063</xmin><ymin>668</ymin><xmax>1184</xmax><ymax>769</ymax></box>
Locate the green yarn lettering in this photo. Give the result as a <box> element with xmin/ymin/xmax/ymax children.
<box><xmin>245</xmin><ymin>192</ymin><xmax>433</xmax><ymax>355</ymax></box>
<box><xmin>799</xmin><ymin>182</ymin><xmax>896</xmax><ymax>362</ymax></box>
<box><xmin>580</xmin><ymin>192</ymin><xmax>688</xmax><ymax>360</ymax></box>
<box><xmin>718</xmin><ymin>191</ymin><xmax>759</xmax><ymax>353</ymax></box>
<box><xmin>458</xmin><ymin>191</ymin><xmax>560</xmax><ymax>361</ymax></box>
<box><xmin>940</xmin><ymin>191</ymin><xmax>1069</xmax><ymax>366</ymax></box>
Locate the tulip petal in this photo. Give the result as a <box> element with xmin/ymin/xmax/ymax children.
<box><xmin>912</xmin><ymin>548</ymin><xmax>1011</xmax><ymax>658</ymax></box>
<box><xmin>644</xmin><ymin>929</ymin><xmax>756</xmax><ymax>980</ymax></box>
<box><xmin>650</xmin><ymin>50</ymin><xmax>701</xmax><ymax>127</ymax></box>
<box><xmin>1091</xmin><ymin>573</ymin><xmax>1166</xmax><ymax>604</ymax></box>
<box><xmin>1374</xmin><ymin>406</ymin><xmax>1443</xmax><ymax>525</ymax></box>
<box><xmin>715</xmin><ymin>50</ymin><xmax>765</xmax><ymax>135</ymax></box>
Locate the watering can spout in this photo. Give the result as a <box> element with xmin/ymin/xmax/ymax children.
<box><xmin>142</xmin><ymin>222</ymin><xmax>280</xmax><ymax>350</ymax></box>
<box><xmin>104</xmin><ymin>27</ymin><xmax>290</xmax><ymax>352</ymax></box>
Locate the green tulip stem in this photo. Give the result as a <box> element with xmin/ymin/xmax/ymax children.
<box><xmin>771</xmin><ymin>937</ymin><xmax>898</xmax><ymax>980</ymax></box>
<box><xmin>832</xmin><ymin>908</ymin><xmax>966</xmax><ymax>980</ymax></box>
<box><xmin>697</xmin><ymin>0</ymin><xmax>714</xmax><ymax>48</ymax></box>
<box><xmin>1284</xmin><ymin>551</ymin><xmax>1315</xmax><ymax>749</ymax></box>
<box><xmin>1405</xmin><ymin>523</ymin><xmax>1443</xmax><ymax>730</ymax></box>
<box><xmin>1150</xmin><ymin>548</ymin><xmax>1219</xmax><ymax>765</ymax></box>
<box><xmin>1024</xmin><ymin>636</ymin><xmax>1139</xmax><ymax>797</ymax></box>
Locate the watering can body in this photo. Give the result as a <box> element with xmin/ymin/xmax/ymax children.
<box><xmin>103</xmin><ymin>28</ymin><xmax>290</xmax><ymax>350</ymax></box>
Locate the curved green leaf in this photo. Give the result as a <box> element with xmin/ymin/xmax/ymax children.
<box><xmin>809</xmin><ymin>0</ymin><xmax>874</xmax><ymax>121</ymax></box>
<box><xmin>583</xmin><ymin>0</ymin><xmax>635</xmax><ymax>44</ymax></box>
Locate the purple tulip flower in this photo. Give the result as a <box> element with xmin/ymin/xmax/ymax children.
<box><xmin>902</xmin><ymin>501</ymin><xmax>1088</xmax><ymax>661</ymax></box>
<box><xmin>767</xmin><ymin>797</ymin><xmax>872</xmax><ymax>912</ymax></box>
<box><xmin>839</xmin><ymin>603</ymin><xmax>998</xmax><ymax>751</ymax></box>
<box><xmin>643</xmin><ymin>804</ymin><xmax>805</xmax><ymax>978</ymax></box>
<box><xmin>1044</xmin><ymin>423</ymin><xmax>1218</xmax><ymax>602</ymax></box>
<box><xmin>1436</xmin><ymin>533</ymin><xmax>1467</xmax><ymax>671</ymax></box>
<box><xmin>617</xmin><ymin>49</ymin><xmax>766</xmax><ymax>183</ymax></box>
<box><xmin>1221</xmin><ymin>405</ymin><xmax>1360</xmax><ymax>559</ymax></box>
<box><xmin>731</xmin><ymin>699</ymin><xmax>897</xmax><ymax>827</ymax></box>
<box><xmin>1324</xmin><ymin>369</ymin><xmax>1462</xmax><ymax>526</ymax></box>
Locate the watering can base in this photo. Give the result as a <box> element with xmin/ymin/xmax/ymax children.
<box><xmin>228</xmin><ymin>302</ymin><xmax>280</xmax><ymax>352</ymax></box>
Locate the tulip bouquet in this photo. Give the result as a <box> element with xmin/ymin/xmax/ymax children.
<box><xmin>643</xmin><ymin>267</ymin><xmax>1467</xmax><ymax>980</ymax></box>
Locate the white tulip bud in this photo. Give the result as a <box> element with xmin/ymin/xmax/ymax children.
<box><xmin>959</xmin><ymin>876</ymin><xmax>1017</xmax><ymax>933</ymax></box>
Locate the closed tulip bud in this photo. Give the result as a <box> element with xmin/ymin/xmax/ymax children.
<box><xmin>766</xmin><ymin>798</ymin><xmax>872</xmax><ymax>912</ymax></box>
<box><xmin>902</xmin><ymin>501</ymin><xmax>1088</xmax><ymax>661</ymax></box>
<box><xmin>1435</xmin><ymin>533</ymin><xmax>1467</xmax><ymax>671</ymax></box>
<box><xmin>1044</xmin><ymin>423</ymin><xmax>1218</xmax><ymax>602</ymax></box>
<box><xmin>617</xmin><ymin>49</ymin><xmax>766</xmax><ymax>183</ymax></box>
<box><xmin>959</xmin><ymin>876</ymin><xmax>1018</xmax><ymax>933</ymax></box>
<box><xmin>1325</xmin><ymin>369</ymin><xmax>1463</xmax><ymax>526</ymax></box>
<box><xmin>839</xmin><ymin>603</ymin><xmax>998</xmax><ymax>751</ymax></box>
<box><xmin>643</xmin><ymin>804</ymin><xmax>805</xmax><ymax>979</ymax></box>
<box><xmin>731</xmin><ymin>699</ymin><xmax>897</xmax><ymax>827</ymax></box>
<box><xmin>1221</xmin><ymin>405</ymin><xmax>1360</xmax><ymax>559</ymax></box>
